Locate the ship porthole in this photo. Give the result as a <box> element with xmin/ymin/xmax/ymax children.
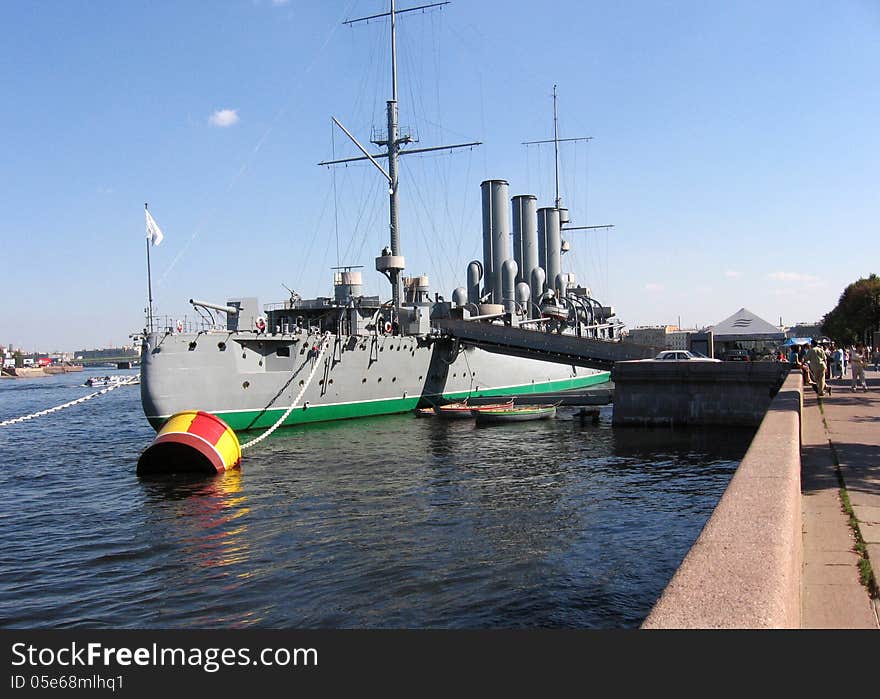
<box><xmin>218</xmin><ymin>342</ymin><xmax>226</xmax><ymax>351</ymax></box>
<box><xmin>392</xmin><ymin>377</ymin><xmax>396</xmax><ymax>382</ymax></box>
<box><xmin>242</xmin><ymin>381</ymin><xmax>250</xmax><ymax>389</ymax></box>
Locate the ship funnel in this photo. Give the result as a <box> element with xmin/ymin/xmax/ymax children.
<box><xmin>480</xmin><ymin>179</ymin><xmax>510</xmax><ymax>304</ymax></box>
<box><xmin>467</xmin><ymin>260</ymin><xmax>483</xmax><ymax>305</ymax></box>
<box><xmin>512</xmin><ymin>195</ymin><xmax>538</xmax><ymax>287</ymax></box>
<box><xmin>502</xmin><ymin>259</ymin><xmax>518</xmax><ymax>314</ymax></box>
<box><xmin>537</xmin><ymin>207</ymin><xmax>561</xmax><ymax>298</ymax></box>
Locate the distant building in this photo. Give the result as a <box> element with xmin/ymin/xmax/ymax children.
<box><xmin>623</xmin><ymin>325</ymin><xmax>704</xmax><ymax>350</ymax></box>
<box><xmin>76</xmin><ymin>347</ymin><xmax>140</xmax><ymax>360</ymax></box>
<box><xmin>624</xmin><ymin>326</ymin><xmax>678</xmax><ymax>348</ymax></box>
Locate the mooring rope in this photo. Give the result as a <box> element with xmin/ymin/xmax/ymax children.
<box><xmin>0</xmin><ymin>376</ymin><xmax>140</xmax><ymax>428</ymax></box>
<box><xmin>240</xmin><ymin>333</ymin><xmax>331</xmax><ymax>451</ymax></box>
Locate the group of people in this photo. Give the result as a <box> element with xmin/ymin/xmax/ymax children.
<box><xmin>787</xmin><ymin>340</ymin><xmax>876</xmax><ymax>396</ymax></box>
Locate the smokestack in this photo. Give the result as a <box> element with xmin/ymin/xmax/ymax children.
<box><xmin>511</xmin><ymin>195</ymin><xmax>538</xmax><ymax>287</ymax></box>
<box><xmin>481</xmin><ymin>180</ymin><xmax>510</xmax><ymax>304</ymax></box>
<box><xmin>537</xmin><ymin>207</ymin><xmax>561</xmax><ymax>297</ymax></box>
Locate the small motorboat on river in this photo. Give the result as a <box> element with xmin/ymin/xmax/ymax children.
<box><xmin>84</xmin><ymin>375</ymin><xmax>140</xmax><ymax>388</ymax></box>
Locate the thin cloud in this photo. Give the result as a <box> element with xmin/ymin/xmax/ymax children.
<box><xmin>767</xmin><ymin>271</ymin><xmax>818</xmax><ymax>282</ymax></box>
<box><xmin>645</xmin><ymin>283</ymin><xmax>664</xmax><ymax>292</ymax></box>
<box><xmin>208</xmin><ymin>109</ymin><xmax>240</xmax><ymax>127</ymax></box>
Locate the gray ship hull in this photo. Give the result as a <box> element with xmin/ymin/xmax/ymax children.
<box><xmin>140</xmin><ymin>330</ymin><xmax>610</xmax><ymax>431</ymax></box>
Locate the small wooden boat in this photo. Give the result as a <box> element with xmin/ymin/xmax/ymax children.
<box><xmin>434</xmin><ymin>398</ymin><xmax>514</xmax><ymax>419</ymax></box>
<box><xmin>414</xmin><ymin>407</ymin><xmax>436</xmax><ymax>418</ymax></box>
<box><xmin>472</xmin><ymin>404</ymin><xmax>557</xmax><ymax>423</ymax></box>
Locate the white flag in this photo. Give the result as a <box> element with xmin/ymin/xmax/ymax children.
<box><xmin>145</xmin><ymin>209</ymin><xmax>164</xmax><ymax>246</ymax></box>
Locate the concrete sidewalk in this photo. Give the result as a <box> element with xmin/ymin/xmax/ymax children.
<box><xmin>801</xmin><ymin>371</ymin><xmax>880</xmax><ymax>628</ymax></box>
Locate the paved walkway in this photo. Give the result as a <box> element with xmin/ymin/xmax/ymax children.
<box><xmin>801</xmin><ymin>370</ymin><xmax>880</xmax><ymax>628</ymax></box>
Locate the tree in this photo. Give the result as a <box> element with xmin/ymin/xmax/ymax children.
<box><xmin>822</xmin><ymin>274</ymin><xmax>880</xmax><ymax>344</ymax></box>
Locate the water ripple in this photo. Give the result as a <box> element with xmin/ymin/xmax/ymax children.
<box><xmin>0</xmin><ymin>372</ymin><xmax>753</xmax><ymax>628</ymax></box>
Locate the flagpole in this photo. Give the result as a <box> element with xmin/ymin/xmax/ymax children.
<box><xmin>145</xmin><ymin>202</ymin><xmax>154</xmax><ymax>333</ymax></box>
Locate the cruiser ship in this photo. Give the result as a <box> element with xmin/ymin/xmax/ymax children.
<box><xmin>139</xmin><ymin>1</ymin><xmax>624</xmax><ymax>432</ymax></box>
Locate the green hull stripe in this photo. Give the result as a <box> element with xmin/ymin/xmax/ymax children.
<box><xmin>439</xmin><ymin>372</ymin><xmax>610</xmax><ymax>401</ymax></box>
<box><xmin>147</xmin><ymin>372</ymin><xmax>610</xmax><ymax>432</ymax></box>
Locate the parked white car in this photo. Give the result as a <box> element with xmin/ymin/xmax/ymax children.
<box><xmin>650</xmin><ymin>350</ymin><xmax>722</xmax><ymax>362</ymax></box>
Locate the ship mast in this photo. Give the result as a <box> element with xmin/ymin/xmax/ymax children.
<box><xmin>523</xmin><ymin>86</ymin><xmax>614</xmax><ymax>234</ymax></box>
<box><xmin>319</xmin><ymin>1</ymin><xmax>480</xmax><ymax>312</ymax></box>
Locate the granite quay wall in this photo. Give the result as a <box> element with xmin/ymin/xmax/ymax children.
<box><xmin>611</xmin><ymin>360</ymin><xmax>791</xmax><ymax>427</ymax></box>
<box><xmin>641</xmin><ymin>370</ymin><xmax>803</xmax><ymax>628</ymax></box>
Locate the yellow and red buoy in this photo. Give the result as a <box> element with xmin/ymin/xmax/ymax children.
<box><xmin>137</xmin><ymin>411</ymin><xmax>241</xmax><ymax>475</ymax></box>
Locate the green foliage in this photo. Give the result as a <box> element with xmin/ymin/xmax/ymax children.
<box><xmin>822</xmin><ymin>273</ymin><xmax>880</xmax><ymax>344</ymax></box>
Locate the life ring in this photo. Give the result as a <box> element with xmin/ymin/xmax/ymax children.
<box><xmin>384</xmin><ymin>321</ymin><xmax>393</xmax><ymax>334</ymax></box>
<box><xmin>255</xmin><ymin>316</ymin><xmax>266</xmax><ymax>333</ymax></box>
<box><xmin>176</xmin><ymin>319</ymin><xmax>183</xmax><ymax>333</ymax></box>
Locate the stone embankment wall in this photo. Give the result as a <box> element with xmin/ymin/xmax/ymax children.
<box><xmin>641</xmin><ymin>370</ymin><xmax>803</xmax><ymax>628</ymax></box>
<box><xmin>612</xmin><ymin>361</ymin><xmax>791</xmax><ymax>427</ymax></box>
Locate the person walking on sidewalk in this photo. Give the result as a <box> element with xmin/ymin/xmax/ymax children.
<box><xmin>850</xmin><ymin>344</ymin><xmax>868</xmax><ymax>391</ymax></box>
<box><xmin>831</xmin><ymin>343</ymin><xmax>844</xmax><ymax>380</ymax></box>
<box><xmin>806</xmin><ymin>340</ymin><xmax>830</xmax><ymax>396</ymax></box>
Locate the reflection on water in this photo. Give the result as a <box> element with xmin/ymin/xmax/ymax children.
<box><xmin>0</xmin><ymin>374</ymin><xmax>754</xmax><ymax>628</ymax></box>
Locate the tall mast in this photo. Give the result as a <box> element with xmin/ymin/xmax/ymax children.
<box><xmin>524</xmin><ymin>85</ymin><xmax>592</xmax><ymax>212</ymax></box>
<box><xmin>387</xmin><ymin>0</ymin><xmax>401</xmax><ymax>305</ymax></box>
<box><xmin>553</xmin><ymin>85</ymin><xmax>561</xmax><ymax>209</ymax></box>
<box><xmin>321</xmin><ymin>1</ymin><xmax>480</xmax><ymax>313</ymax></box>
<box><xmin>523</xmin><ymin>88</ymin><xmax>614</xmax><ymax>235</ymax></box>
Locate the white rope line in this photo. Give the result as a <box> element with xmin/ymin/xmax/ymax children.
<box><xmin>0</xmin><ymin>377</ymin><xmax>139</xmax><ymax>427</ymax></box>
<box><xmin>240</xmin><ymin>333</ymin><xmax>331</xmax><ymax>451</ymax></box>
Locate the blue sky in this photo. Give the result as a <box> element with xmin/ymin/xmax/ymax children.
<box><xmin>2</xmin><ymin>0</ymin><xmax>878</xmax><ymax>351</ymax></box>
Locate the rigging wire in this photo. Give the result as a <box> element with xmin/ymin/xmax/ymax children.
<box><xmin>154</xmin><ymin>1</ymin><xmax>357</xmax><ymax>293</ymax></box>
<box><xmin>332</xmin><ymin>125</ymin><xmax>340</xmax><ymax>268</ymax></box>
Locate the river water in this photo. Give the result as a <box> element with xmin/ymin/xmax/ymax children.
<box><xmin>0</xmin><ymin>370</ymin><xmax>754</xmax><ymax>629</ymax></box>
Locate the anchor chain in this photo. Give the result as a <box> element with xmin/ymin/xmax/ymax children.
<box><xmin>0</xmin><ymin>376</ymin><xmax>140</xmax><ymax>428</ymax></box>
<box><xmin>240</xmin><ymin>333</ymin><xmax>331</xmax><ymax>451</ymax></box>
